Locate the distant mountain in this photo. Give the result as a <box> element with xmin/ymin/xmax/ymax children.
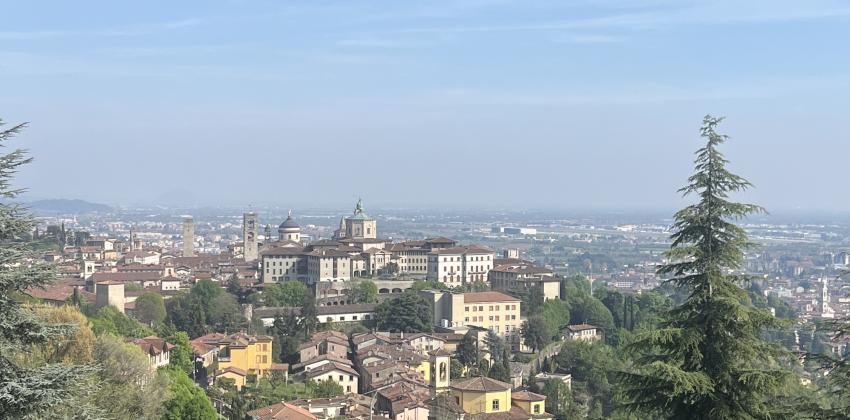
<box><xmin>26</xmin><ymin>199</ymin><xmax>112</xmax><ymax>214</ymax></box>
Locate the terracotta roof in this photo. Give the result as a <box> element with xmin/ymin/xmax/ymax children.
<box><xmin>24</xmin><ymin>279</ymin><xmax>81</xmax><ymax>302</ymax></box>
<box><xmin>304</xmin><ymin>361</ymin><xmax>359</xmax><ymax>379</ymax></box>
<box><xmin>566</xmin><ymin>324</ymin><xmax>597</xmax><ymax>332</ymax></box>
<box><xmin>292</xmin><ymin>354</ymin><xmax>352</xmax><ymax>370</ymax></box>
<box><xmin>511</xmin><ymin>390</ymin><xmax>546</xmax><ymax>402</ymax></box>
<box><xmin>429</xmin><ymin>348</ymin><xmax>452</xmax><ymax>357</ymax></box>
<box><xmin>90</xmin><ymin>271</ymin><xmax>162</xmax><ymax>283</ymax></box>
<box><xmin>217</xmin><ymin>366</ymin><xmax>247</xmax><ymax>377</ymax></box>
<box><xmin>463</xmin><ymin>291</ymin><xmax>520</xmax><ymax>303</ymax></box>
<box><xmin>126</xmin><ymin>336</ymin><xmax>175</xmax><ymax>357</ymax></box>
<box><xmin>450</xmin><ymin>376</ymin><xmax>511</xmax><ymax>392</ymax></box>
<box><xmin>247</xmin><ymin>402</ymin><xmax>317</xmax><ymax>420</ymax></box>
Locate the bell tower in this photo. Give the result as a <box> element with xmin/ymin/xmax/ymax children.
<box><xmin>429</xmin><ymin>348</ymin><xmax>451</xmax><ymax>394</ymax></box>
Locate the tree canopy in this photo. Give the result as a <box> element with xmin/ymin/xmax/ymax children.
<box><xmin>134</xmin><ymin>292</ymin><xmax>166</xmax><ymax>326</ymax></box>
<box><xmin>264</xmin><ymin>281</ymin><xmax>309</xmax><ymax>307</ymax></box>
<box><xmin>620</xmin><ymin>116</ymin><xmax>791</xmax><ymax>419</ymax></box>
<box><xmin>0</xmin><ymin>120</ymin><xmax>95</xmax><ymax>417</ymax></box>
<box><xmin>375</xmin><ymin>292</ymin><xmax>433</xmax><ymax>332</ymax></box>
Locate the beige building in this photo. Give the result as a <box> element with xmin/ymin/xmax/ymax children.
<box><xmin>260</xmin><ymin>245</ymin><xmax>304</xmax><ymax>283</ymax></box>
<box><xmin>306</xmin><ymin>249</ymin><xmax>352</xmax><ymax>284</ymax></box>
<box><xmin>427</xmin><ymin>245</ymin><xmax>495</xmax><ymax>286</ymax></box>
<box><xmin>489</xmin><ymin>261</ymin><xmax>561</xmax><ymax>301</ymax></box>
<box><xmin>95</xmin><ymin>281</ymin><xmax>125</xmax><ymax>313</ymax></box>
<box><xmin>420</xmin><ymin>291</ymin><xmax>521</xmax><ymax>339</ymax></box>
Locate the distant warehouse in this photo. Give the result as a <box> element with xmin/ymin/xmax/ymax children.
<box><xmin>491</xmin><ymin>226</ymin><xmax>537</xmax><ymax>235</ymax></box>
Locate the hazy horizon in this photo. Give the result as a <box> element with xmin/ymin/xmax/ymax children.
<box><xmin>3</xmin><ymin>1</ymin><xmax>850</xmax><ymax>211</ymax></box>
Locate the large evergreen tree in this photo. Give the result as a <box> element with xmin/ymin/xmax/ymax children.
<box><xmin>0</xmin><ymin>120</ymin><xmax>95</xmax><ymax>418</ymax></box>
<box><xmin>620</xmin><ymin>116</ymin><xmax>789</xmax><ymax>419</ymax></box>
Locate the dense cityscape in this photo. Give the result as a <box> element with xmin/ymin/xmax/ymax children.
<box><xmin>7</xmin><ymin>189</ymin><xmax>848</xmax><ymax>419</ymax></box>
<box><xmin>4</xmin><ymin>1</ymin><xmax>850</xmax><ymax>419</ymax></box>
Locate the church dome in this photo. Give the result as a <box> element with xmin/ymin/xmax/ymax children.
<box><xmin>278</xmin><ymin>212</ymin><xmax>300</xmax><ymax>232</ymax></box>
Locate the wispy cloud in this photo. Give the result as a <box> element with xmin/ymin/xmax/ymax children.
<box><xmin>0</xmin><ymin>17</ymin><xmax>205</xmax><ymax>40</ymax></box>
<box><xmin>395</xmin><ymin>75</ymin><xmax>850</xmax><ymax>107</ymax></box>
<box><xmin>552</xmin><ymin>34</ymin><xmax>626</xmax><ymax>44</ymax></box>
<box><xmin>395</xmin><ymin>2</ymin><xmax>850</xmax><ymax>34</ymax></box>
<box><xmin>336</xmin><ymin>37</ymin><xmax>437</xmax><ymax>48</ymax></box>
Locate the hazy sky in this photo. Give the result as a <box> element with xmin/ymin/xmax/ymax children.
<box><xmin>2</xmin><ymin>0</ymin><xmax>849</xmax><ymax>211</ymax></box>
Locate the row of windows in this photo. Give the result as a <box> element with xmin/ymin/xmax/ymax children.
<box><xmin>466</xmin><ymin>304</ymin><xmax>518</xmax><ymax>312</ymax></box>
<box><xmin>465</xmin><ymin>315</ymin><xmax>516</xmax><ymax>322</ymax></box>
<box><xmin>436</xmin><ymin>255</ymin><xmax>492</xmax><ymax>262</ymax></box>
<box><xmin>325</xmin><ymin>314</ymin><xmax>372</xmax><ymax>322</ymax></box>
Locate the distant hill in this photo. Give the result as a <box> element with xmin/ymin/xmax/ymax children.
<box><xmin>26</xmin><ymin>199</ymin><xmax>112</xmax><ymax>214</ymax></box>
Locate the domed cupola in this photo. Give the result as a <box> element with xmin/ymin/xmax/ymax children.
<box><xmin>278</xmin><ymin>210</ymin><xmax>301</xmax><ymax>242</ymax></box>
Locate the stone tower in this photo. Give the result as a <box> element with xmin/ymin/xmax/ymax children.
<box><xmin>182</xmin><ymin>216</ymin><xmax>195</xmax><ymax>257</ymax></box>
<box><xmin>430</xmin><ymin>349</ymin><xmax>452</xmax><ymax>394</ymax></box>
<box><xmin>95</xmin><ymin>281</ymin><xmax>125</xmax><ymax>313</ymax></box>
<box><xmin>243</xmin><ymin>212</ymin><xmax>259</xmax><ymax>261</ymax></box>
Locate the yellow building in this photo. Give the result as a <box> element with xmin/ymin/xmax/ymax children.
<box><xmin>217</xmin><ymin>333</ymin><xmax>274</xmax><ymax>377</ymax></box>
<box><xmin>450</xmin><ymin>377</ymin><xmax>513</xmax><ymax>414</ymax></box>
<box><xmin>444</xmin><ymin>377</ymin><xmax>553</xmax><ymax>419</ymax></box>
<box><xmin>511</xmin><ymin>390</ymin><xmax>547</xmax><ymax>417</ymax></box>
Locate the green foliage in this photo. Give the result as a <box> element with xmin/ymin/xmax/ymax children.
<box><xmin>271</xmin><ymin>312</ymin><xmax>303</xmax><ymax>364</ymax></box>
<box><xmin>540</xmin><ymin>299</ymin><xmax>571</xmax><ymax>338</ymax></box>
<box><xmin>457</xmin><ymin>333</ymin><xmax>479</xmax><ymax>367</ymax></box>
<box><xmin>123</xmin><ymin>282</ymin><xmax>143</xmax><ymax>292</ymax></box>
<box><xmin>227</xmin><ymin>274</ymin><xmax>255</xmax><ymax>304</ymax></box>
<box><xmin>620</xmin><ymin>116</ymin><xmax>791</xmax><ymax>419</ymax></box>
<box><xmin>527</xmin><ymin>285</ymin><xmax>545</xmax><ymax>315</ymax></box>
<box><xmin>0</xmin><ymin>120</ymin><xmax>96</xmax><ymax>417</ymax></box>
<box><xmin>409</xmin><ymin>280</ymin><xmax>448</xmax><ymax>291</ymax></box>
<box><xmin>555</xmin><ymin>340</ymin><xmax>624</xmax><ymax>416</ymax></box>
<box><xmin>134</xmin><ymin>292</ymin><xmax>166</xmax><ymax>326</ymax></box>
<box><xmin>93</xmin><ymin>334</ymin><xmax>169</xmax><ymax>419</ymax></box>
<box><xmin>522</xmin><ymin>316</ymin><xmax>551</xmax><ymax>352</ymax></box>
<box><xmin>166</xmin><ymin>279</ymin><xmax>246</xmax><ymax>337</ymax></box>
<box><xmin>450</xmin><ymin>359</ymin><xmax>464</xmax><ymax>379</ymax></box>
<box><xmin>375</xmin><ymin>292</ymin><xmax>433</xmax><ymax>332</ymax></box>
<box><xmin>348</xmin><ymin>280</ymin><xmax>378</xmax><ymax>303</ymax></box>
<box><xmin>208</xmin><ymin>293</ymin><xmax>246</xmax><ymax>332</ymax></box>
<box><xmin>89</xmin><ymin>304</ymin><xmax>155</xmax><ymax>338</ymax></box>
<box><xmin>264</xmin><ymin>281</ymin><xmax>309</xmax><ymax>307</ymax></box>
<box><xmin>309</xmin><ymin>379</ymin><xmax>344</xmax><ymax>398</ymax></box>
<box><xmin>161</xmin><ymin>366</ymin><xmax>217</xmax><ymax>420</ymax></box>
<box><xmin>166</xmin><ymin>330</ymin><xmax>194</xmax><ymax>375</ymax></box>
<box><xmin>456</xmin><ymin>280</ymin><xmax>490</xmax><ymax>293</ymax></box>
<box><xmin>300</xmin><ymin>291</ymin><xmax>319</xmax><ymax>339</ymax></box>
<box><xmin>487</xmin><ymin>360</ymin><xmax>510</xmax><ymax>383</ymax></box>
<box><xmin>542</xmin><ymin>378</ymin><xmax>586</xmax><ymax>420</ymax></box>
<box><xmin>166</xmin><ymin>292</ymin><xmax>207</xmax><ymax>338</ymax></box>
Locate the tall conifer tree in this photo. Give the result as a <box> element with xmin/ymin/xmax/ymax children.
<box><xmin>620</xmin><ymin>116</ymin><xmax>789</xmax><ymax>419</ymax></box>
<box><xmin>0</xmin><ymin>120</ymin><xmax>94</xmax><ymax>417</ymax></box>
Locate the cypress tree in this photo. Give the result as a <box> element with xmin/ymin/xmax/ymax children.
<box><xmin>620</xmin><ymin>116</ymin><xmax>790</xmax><ymax>419</ymax></box>
<box><xmin>0</xmin><ymin>120</ymin><xmax>95</xmax><ymax>417</ymax></box>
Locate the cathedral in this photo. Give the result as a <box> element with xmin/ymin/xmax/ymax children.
<box><xmin>333</xmin><ymin>198</ymin><xmax>377</xmax><ymax>240</ymax></box>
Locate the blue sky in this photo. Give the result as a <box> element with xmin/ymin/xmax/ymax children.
<box><xmin>2</xmin><ymin>0</ymin><xmax>849</xmax><ymax>211</ymax></box>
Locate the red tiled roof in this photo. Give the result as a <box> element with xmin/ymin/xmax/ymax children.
<box><xmin>247</xmin><ymin>402</ymin><xmax>317</xmax><ymax>420</ymax></box>
<box><xmin>450</xmin><ymin>376</ymin><xmax>511</xmax><ymax>392</ymax></box>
